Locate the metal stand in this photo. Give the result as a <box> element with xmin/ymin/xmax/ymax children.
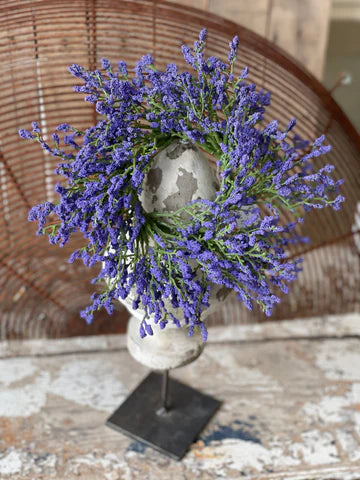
<box><xmin>106</xmin><ymin>370</ymin><xmax>221</xmax><ymax>460</ymax></box>
<box><xmin>156</xmin><ymin>369</ymin><xmax>171</xmax><ymax>416</ymax></box>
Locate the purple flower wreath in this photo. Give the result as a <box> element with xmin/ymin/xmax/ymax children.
<box><xmin>19</xmin><ymin>29</ymin><xmax>344</xmax><ymax>341</ymax></box>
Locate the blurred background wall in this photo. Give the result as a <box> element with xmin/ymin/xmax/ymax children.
<box><xmin>324</xmin><ymin>0</ymin><xmax>360</xmax><ymax>130</ymax></box>
<box><xmin>170</xmin><ymin>0</ymin><xmax>360</xmax><ymax>130</ymax></box>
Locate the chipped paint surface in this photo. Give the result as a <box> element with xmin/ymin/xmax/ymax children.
<box><xmin>0</xmin><ymin>450</ymin><xmax>22</xmax><ymax>475</ymax></box>
<box><xmin>0</xmin><ymin>448</ymin><xmax>57</xmax><ymax>477</ymax></box>
<box><xmin>315</xmin><ymin>340</ymin><xmax>360</xmax><ymax>380</ymax></box>
<box><xmin>0</xmin><ymin>358</ymin><xmax>37</xmax><ymax>386</ymax></box>
<box><xmin>289</xmin><ymin>430</ymin><xmax>339</xmax><ymax>465</ymax></box>
<box><xmin>0</xmin><ymin>357</ymin><xmax>127</xmax><ymax>418</ymax></box>
<box><xmin>66</xmin><ymin>452</ymin><xmax>132</xmax><ymax>480</ymax></box>
<box><xmin>0</xmin><ymin>319</ymin><xmax>360</xmax><ymax>478</ymax></box>
<box><xmin>49</xmin><ymin>359</ymin><xmax>127</xmax><ymax>412</ymax></box>
<box><xmin>0</xmin><ymin>372</ymin><xmax>49</xmax><ymax>417</ymax></box>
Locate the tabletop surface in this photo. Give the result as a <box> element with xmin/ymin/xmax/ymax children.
<box><xmin>0</xmin><ymin>313</ymin><xmax>360</xmax><ymax>480</ymax></box>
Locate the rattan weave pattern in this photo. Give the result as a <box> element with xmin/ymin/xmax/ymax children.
<box><xmin>0</xmin><ymin>0</ymin><xmax>359</xmax><ymax>339</ymax></box>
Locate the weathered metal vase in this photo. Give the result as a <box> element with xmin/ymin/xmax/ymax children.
<box><xmin>120</xmin><ymin>141</ymin><xmax>233</xmax><ymax>370</ymax></box>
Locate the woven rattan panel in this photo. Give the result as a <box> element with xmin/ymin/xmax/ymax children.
<box><xmin>0</xmin><ymin>0</ymin><xmax>359</xmax><ymax>339</ymax></box>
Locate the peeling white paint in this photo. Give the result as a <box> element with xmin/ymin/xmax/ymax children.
<box><xmin>287</xmin><ymin>383</ymin><xmax>360</xmax><ymax>464</ymax></box>
<box><xmin>185</xmin><ymin>438</ymin><xmax>300</xmax><ymax>475</ymax></box>
<box><xmin>354</xmin><ymin>411</ymin><xmax>360</xmax><ymax>439</ymax></box>
<box><xmin>315</xmin><ymin>342</ymin><xmax>360</xmax><ymax>381</ymax></box>
<box><xmin>257</xmin><ymin>466</ymin><xmax>360</xmax><ymax>480</ymax></box>
<box><xmin>302</xmin><ymin>396</ymin><xmax>351</xmax><ymax>423</ymax></box>
<box><xmin>207</xmin><ymin>313</ymin><xmax>360</xmax><ymax>343</ymax></box>
<box><xmin>0</xmin><ymin>372</ymin><xmax>49</xmax><ymax>417</ymax></box>
<box><xmin>67</xmin><ymin>452</ymin><xmax>132</xmax><ymax>480</ymax></box>
<box><xmin>0</xmin><ymin>448</ymin><xmax>57</xmax><ymax>477</ymax></box>
<box><xmin>204</xmin><ymin>349</ymin><xmax>282</xmax><ymax>392</ymax></box>
<box><xmin>302</xmin><ymin>383</ymin><xmax>360</xmax><ymax>430</ymax></box>
<box><xmin>0</xmin><ymin>358</ymin><xmax>128</xmax><ymax>417</ymax></box>
<box><xmin>289</xmin><ymin>430</ymin><xmax>339</xmax><ymax>465</ymax></box>
<box><xmin>0</xmin><ymin>358</ymin><xmax>37</xmax><ymax>386</ymax></box>
<box><xmin>0</xmin><ymin>450</ymin><xmax>22</xmax><ymax>475</ymax></box>
<box><xmin>337</xmin><ymin>429</ymin><xmax>360</xmax><ymax>461</ymax></box>
<box><xmin>49</xmin><ymin>359</ymin><xmax>128</xmax><ymax>412</ymax></box>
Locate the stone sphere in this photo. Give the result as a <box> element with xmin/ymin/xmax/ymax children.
<box><xmin>140</xmin><ymin>141</ymin><xmax>219</xmax><ymax>217</ymax></box>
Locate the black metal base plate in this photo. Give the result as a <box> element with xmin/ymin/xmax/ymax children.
<box><xmin>106</xmin><ymin>372</ymin><xmax>221</xmax><ymax>460</ymax></box>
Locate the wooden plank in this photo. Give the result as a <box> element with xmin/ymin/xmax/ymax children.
<box><xmin>267</xmin><ymin>0</ymin><xmax>331</xmax><ymax>79</ymax></box>
<box><xmin>208</xmin><ymin>0</ymin><xmax>270</xmax><ymax>37</ymax></box>
<box><xmin>0</xmin><ymin>313</ymin><xmax>359</xmax><ymax>358</ymax></box>
<box><xmin>0</xmin><ymin>318</ymin><xmax>360</xmax><ymax>478</ymax></box>
<box><xmin>168</xmin><ymin>0</ymin><xmax>331</xmax><ymax>79</ymax></box>
<box><xmin>332</xmin><ymin>0</ymin><xmax>360</xmax><ymax>21</ymax></box>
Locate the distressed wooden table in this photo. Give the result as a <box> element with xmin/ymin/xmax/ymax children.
<box><xmin>1</xmin><ymin>314</ymin><xmax>360</xmax><ymax>480</ymax></box>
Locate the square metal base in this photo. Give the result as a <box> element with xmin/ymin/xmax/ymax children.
<box><xmin>106</xmin><ymin>371</ymin><xmax>221</xmax><ymax>460</ymax></box>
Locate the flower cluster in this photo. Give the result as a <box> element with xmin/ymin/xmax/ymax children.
<box><xmin>20</xmin><ymin>29</ymin><xmax>344</xmax><ymax>341</ymax></box>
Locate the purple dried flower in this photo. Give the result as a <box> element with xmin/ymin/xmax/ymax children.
<box><xmin>18</xmin><ymin>129</ymin><xmax>33</xmax><ymax>140</ymax></box>
<box><xmin>31</xmin><ymin>121</ymin><xmax>41</xmax><ymax>133</ymax></box>
<box><xmin>20</xmin><ymin>29</ymin><xmax>344</xmax><ymax>340</ymax></box>
<box><xmin>101</xmin><ymin>57</ymin><xmax>111</xmax><ymax>70</ymax></box>
<box><xmin>199</xmin><ymin>28</ymin><xmax>207</xmax><ymax>43</ymax></box>
<box><xmin>228</xmin><ymin>35</ymin><xmax>239</xmax><ymax>63</ymax></box>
